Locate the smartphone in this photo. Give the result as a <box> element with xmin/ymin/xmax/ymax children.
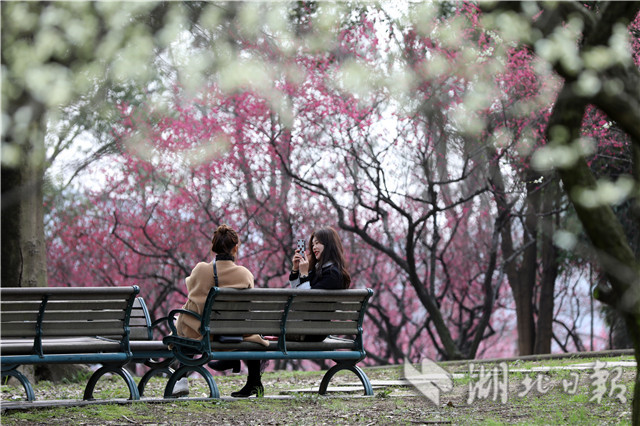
<box><xmin>297</xmin><ymin>239</ymin><xmax>306</xmax><ymax>258</ymax></box>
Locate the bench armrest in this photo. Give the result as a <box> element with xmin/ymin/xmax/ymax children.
<box><xmin>150</xmin><ymin>317</ymin><xmax>169</xmax><ymax>328</ymax></box>
<box><xmin>147</xmin><ymin>316</ymin><xmax>169</xmax><ymax>339</ymax></box>
<box><xmin>166</xmin><ymin>308</ymin><xmax>202</xmax><ymax>335</ymax></box>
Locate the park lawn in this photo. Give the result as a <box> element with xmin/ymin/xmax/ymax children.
<box><xmin>1</xmin><ymin>355</ymin><xmax>635</xmax><ymax>425</ymax></box>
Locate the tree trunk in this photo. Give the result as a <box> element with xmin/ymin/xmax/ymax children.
<box><xmin>535</xmin><ymin>178</ymin><xmax>559</xmax><ymax>354</ymax></box>
<box><xmin>19</xmin><ymin>119</ymin><xmax>48</xmax><ymax>289</ymax></box>
<box><xmin>516</xmin><ymin>172</ymin><xmax>541</xmax><ymax>355</ymax></box>
<box><xmin>2</xmin><ymin>96</ymin><xmax>47</xmax><ymax>289</ymax></box>
<box><xmin>489</xmin><ymin>154</ymin><xmax>538</xmax><ymax>357</ymax></box>
<box><xmin>411</xmin><ymin>274</ymin><xmax>465</xmax><ymax>360</ymax></box>
<box><xmin>1</xmin><ymin>166</ymin><xmax>22</xmax><ymax>287</ymax></box>
<box><xmin>625</xmin><ymin>314</ymin><xmax>640</xmax><ymax>424</ymax></box>
<box><xmin>549</xmin><ymin>73</ymin><xmax>640</xmax><ymax>425</ymax></box>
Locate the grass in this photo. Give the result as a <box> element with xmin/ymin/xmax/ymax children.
<box><xmin>1</xmin><ymin>355</ymin><xmax>636</xmax><ymax>425</ymax></box>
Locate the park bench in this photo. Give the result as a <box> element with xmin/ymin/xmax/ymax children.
<box><xmin>163</xmin><ymin>287</ymin><xmax>374</xmax><ymax>399</ymax></box>
<box><xmin>0</xmin><ymin>286</ymin><xmax>142</xmax><ymax>402</ymax></box>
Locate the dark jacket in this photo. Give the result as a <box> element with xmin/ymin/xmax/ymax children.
<box><xmin>289</xmin><ymin>262</ymin><xmax>344</xmax><ymax>290</ymax></box>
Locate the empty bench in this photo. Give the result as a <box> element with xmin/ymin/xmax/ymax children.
<box><xmin>163</xmin><ymin>287</ymin><xmax>374</xmax><ymax>398</ymax></box>
<box><xmin>0</xmin><ymin>286</ymin><xmax>141</xmax><ymax>401</ymax></box>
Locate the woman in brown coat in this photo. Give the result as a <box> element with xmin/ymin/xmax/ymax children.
<box><xmin>175</xmin><ymin>224</ymin><xmax>267</xmax><ymax>397</ymax></box>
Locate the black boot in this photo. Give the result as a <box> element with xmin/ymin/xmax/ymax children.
<box><xmin>231</xmin><ymin>360</ymin><xmax>263</xmax><ymax>397</ymax></box>
<box><xmin>208</xmin><ymin>359</ymin><xmax>241</xmax><ymax>373</ymax></box>
<box><xmin>230</xmin><ymin>380</ymin><xmax>264</xmax><ymax>398</ymax></box>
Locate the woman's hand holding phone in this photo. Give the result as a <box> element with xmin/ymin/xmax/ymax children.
<box><xmin>298</xmin><ymin>251</ymin><xmax>309</xmax><ymax>275</ymax></box>
<box><xmin>292</xmin><ymin>250</ymin><xmax>302</xmax><ymax>270</ymax></box>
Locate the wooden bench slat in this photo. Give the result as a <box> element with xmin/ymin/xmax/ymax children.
<box><xmin>1</xmin><ymin>337</ymin><xmax>124</xmax><ymax>355</ymax></box>
<box><xmin>290</xmin><ymin>295</ymin><xmax>370</xmax><ymax>303</ymax></box>
<box><xmin>1</xmin><ymin>312</ymin><xmax>41</xmax><ymax>321</ymax></box>
<box><xmin>2</xmin><ymin>323</ymin><xmax>38</xmax><ymax>337</ymax></box>
<box><xmin>211</xmin><ymin>311</ymin><xmax>283</xmax><ymax>321</ymax></box>
<box><xmin>42</xmin><ymin>321</ymin><xmax>125</xmax><ymax>334</ymax></box>
<box><xmin>210</xmin><ymin>310</ymin><xmax>360</xmax><ymax>321</ymax></box>
<box><xmin>287</xmin><ymin>311</ymin><xmax>360</xmax><ymax>321</ymax></box>
<box><xmin>0</xmin><ymin>302</ymin><xmax>43</xmax><ymax>312</ymax></box>
<box><xmin>212</xmin><ymin>326</ymin><xmax>284</xmax><ymax>335</ymax></box>
<box><xmin>40</xmin><ymin>328</ymin><xmax>126</xmax><ymax>338</ymax></box>
<box><xmin>206</xmin><ymin>337</ymin><xmax>358</xmax><ymax>351</ymax></box>
<box><xmin>211</xmin><ymin>295</ymin><xmax>367</xmax><ymax>304</ymax></box>
<box><xmin>129</xmin><ymin>317</ymin><xmax>149</xmax><ymax>326</ymax></box>
<box><xmin>285</xmin><ymin>322</ymin><xmax>359</xmax><ymax>335</ymax></box>
<box><xmin>39</xmin><ymin>311</ymin><xmax>126</xmax><ymax>321</ymax></box>
<box><xmin>209</xmin><ymin>301</ymin><xmax>364</xmax><ymax>312</ymax></box>
<box><xmin>208</xmin><ymin>301</ymin><xmax>289</xmax><ymax>311</ymax></box>
<box><xmin>210</xmin><ymin>320</ymin><xmax>359</xmax><ymax>335</ymax></box>
<box><xmin>213</xmin><ymin>294</ymin><xmax>293</xmax><ymax>302</ymax></box>
<box><xmin>214</xmin><ymin>288</ymin><xmax>371</xmax><ymax>297</ymax></box>
<box><xmin>41</xmin><ymin>319</ymin><xmax>125</xmax><ymax>328</ymax></box>
<box><xmin>0</xmin><ymin>338</ymin><xmax>35</xmax><ymax>354</ymax></box>
<box><xmin>1</xmin><ymin>287</ymin><xmax>136</xmax><ymax>299</ymax></box>
<box><xmin>129</xmin><ymin>319</ymin><xmax>153</xmax><ymax>340</ymax></box>
<box><xmin>210</xmin><ymin>320</ymin><xmax>284</xmax><ymax>335</ymax></box>
<box><xmin>290</xmin><ymin>301</ymin><xmax>362</xmax><ymax>311</ymax></box>
<box><xmin>129</xmin><ymin>329</ymin><xmax>152</xmax><ymax>341</ymax></box>
<box><xmin>44</xmin><ymin>301</ymin><xmax>130</xmax><ymax>311</ymax></box>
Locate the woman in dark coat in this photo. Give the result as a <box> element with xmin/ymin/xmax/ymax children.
<box><xmin>288</xmin><ymin>226</ymin><xmax>351</xmax><ymax>290</ymax></box>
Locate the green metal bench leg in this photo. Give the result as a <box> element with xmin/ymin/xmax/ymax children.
<box><xmin>2</xmin><ymin>368</ymin><xmax>36</xmax><ymax>401</ymax></box>
<box><xmin>138</xmin><ymin>366</ymin><xmax>172</xmax><ymax>397</ymax></box>
<box><xmin>164</xmin><ymin>365</ymin><xmax>219</xmax><ymax>399</ymax></box>
<box><xmin>319</xmin><ymin>362</ymin><xmax>373</xmax><ymax>396</ymax></box>
<box><xmin>84</xmin><ymin>365</ymin><xmax>140</xmax><ymax>401</ymax></box>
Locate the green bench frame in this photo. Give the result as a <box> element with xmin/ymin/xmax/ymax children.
<box><xmin>129</xmin><ymin>297</ymin><xmax>176</xmax><ymax>397</ymax></box>
<box><xmin>163</xmin><ymin>287</ymin><xmax>374</xmax><ymax>398</ymax></box>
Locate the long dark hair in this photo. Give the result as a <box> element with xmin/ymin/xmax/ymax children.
<box><xmin>308</xmin><ymin>227</ymin><xmax>351</xmax><ymax>289</ymax></box>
